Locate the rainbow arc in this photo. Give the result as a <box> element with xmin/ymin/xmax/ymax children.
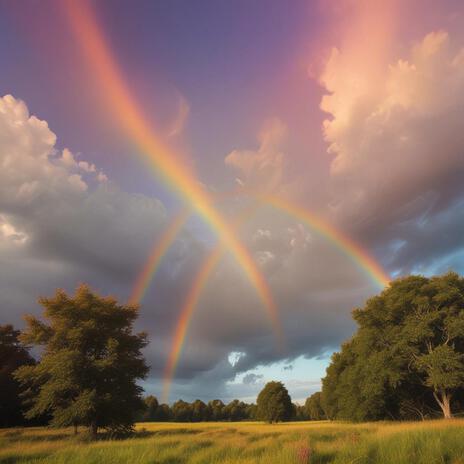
<box><xmin>141</xmin><ymin>192</ymin><xmax>390</xmax><ymax>402</ymax></box>
<box><xmin>62</xmin><ymin>0</ymin><xmax>390</xmax><ymax>403</ymax></box>
<box><xmin>64</xmin><ymin>0</ymin><xmax>281</xmax><ymax>342</ymax></box>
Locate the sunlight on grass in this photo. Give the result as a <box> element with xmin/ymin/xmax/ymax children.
<box><xmin>2</xmin><ymin>420</ymin><xmax>464</xmax><ymax>464</ymax></box>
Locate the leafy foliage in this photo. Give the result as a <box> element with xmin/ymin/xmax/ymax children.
<box><xmin>256</xmin><ymin>381</ymin><xmax>293</xmax><ymax>423</ymax></box>
<box><xmin>137</xmin><ymin>396</ymin><xmax>267</xmax><ymax>422</ymax></box>
<box><xmin>322</xmin><ymin>273</ymin><xmax>464</xmax><ymax>420</ymax></box>
<box><xmin>14</xmin><ymin>284</ymin><xmax>148</xmax><ymax>436</ymax></box>
<box><xmin>138</xmin><ymin>395</ymin><xmax>159</xmax><ymax>422</ymax></box>
<box><xmin>305</xmin><ymin>392</ymin><xmax>326</xmax><ymax>420</ymax></box>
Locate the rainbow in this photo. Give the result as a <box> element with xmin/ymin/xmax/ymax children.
<box><xmin>258</xmin><ymin>193</ymin><xmax>390</xmax><ymax>287</ymax></box>
<box><xmin>63</xmin><ymin>0</ymin><xmax>281</xmax><ymax>339</ymax></box>
<box><xmin>161</xmin><ymin>241</ymin><xmax>225</xmax><ymax>402</ymax></box>
<box><xmin>129</xmin><ymin>210</ymin><xmax>190</xmax><ymax>305</ymax></box>
<box><xmin>161</xmin><ymin>207</ymin><xmax>270</xmax><ymax>403</ymax></box>
<box><xmin>62</xmin><ymin>0</ymin><xmax>390</xmax><ymax>401</ymax></box>
<box><xmin>160</xmin><ymin>193</ymin><xmax>390</xmax><ymax>401</ymax></box>
<box><xmin>133</xmin><ymin>192</ymin><xmax>389</xmax><ymax>309</ymax></box>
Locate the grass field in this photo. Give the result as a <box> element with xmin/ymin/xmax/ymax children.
<box><xmin>1</xmin><ymin>420</ymin><xmax>464</xmax><ymax>464</ymax></box>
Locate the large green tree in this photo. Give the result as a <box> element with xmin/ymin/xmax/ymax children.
<box><xmin>256</xmin><ymin>381</ymin><xmax>293</xmax><ymax>423</ymax></box>
<box><xmin>322</xmin><ymin>273</ymin><xmax>464</xmax><ymax>420</ymax></box>
<box><xmin>0</xmin><ymin>325</ymin><xmax>35</xmax><ymax>427</ymax></box>
<box><xmin>14</xmin><ymin>285</ymin><xmax>148</xmax><ymax>437</ymax></box>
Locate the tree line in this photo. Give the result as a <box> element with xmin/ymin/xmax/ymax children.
<box><xmin>135</xmin><ymin>383</ymin><xmax>326</xmax><ymax>423</ymax></box>
<box><xmin>2</xmin><ymin>272</ymin><xmax>463</xmax><ymax>435</ymax></box>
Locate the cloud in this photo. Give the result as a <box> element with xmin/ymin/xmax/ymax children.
<box><xmin>316</xmin><ymin>27</ymin><xmax>464</xmax><ymax>277</ymax></box>
<box><xmin>321</xmin><ymin>31</ymin><xmax>464</xmax><ymax>223</ymax></box>
<box><xmin>163</xmin><ymin>211</ymin><xmax>375</xmax><ymax>381</ymax></box>
<box><xmin>242</xmin><ymin>373</ymin><xmax>263</xmax><ymax>385</ymax></box>
<box><xmin>0</xmin><ymin>216</ymin><xmax>28</xmax><ymax>245</ymax></box>
<box><xmin>0</xmin><ymin>95</ymin><xmax>170</xmax><ymax>323</ymax></box>
<box><xmin>225</xmin><ymin>118</ymin><xmax>287</xmax><ymax>192</ymax></box>
<box><xmin>59</xmin><ymin>147</ymin><xmax>106</xmax><ymax>181</ymax></box>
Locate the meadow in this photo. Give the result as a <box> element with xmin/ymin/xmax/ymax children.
<box><xmin>1</xmin><ymin>420</ymin><xmax>464</xmax><ymax>464</ymax></box>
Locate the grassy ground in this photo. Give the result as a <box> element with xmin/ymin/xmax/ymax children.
<box><xmin>1</xmin><ymin>420</ymin><xmax>464</xmax><ymax>464</ymax></box>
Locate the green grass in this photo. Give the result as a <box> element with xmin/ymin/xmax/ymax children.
<box><xmin>2</xmin><ymin>420</ymin><xmax>464</xmax><ymax>463</ymax></box>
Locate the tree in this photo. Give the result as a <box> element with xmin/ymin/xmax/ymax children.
<box><xmin>191</xmin><ymin>399</ymin><xmax>208</xmax><ymax>422</ymax></box>
<box><xmin>305</xmin><ymin>392</ymin><xmax>326</xmax><ymax>420</ymax></box>
<box><xmin>404</xmin><ymin>274</ymin><xmax>464</xmax><ymax>418</ymax></box>
<box><xmin>154</xmin><ymin>403</ymin><xmax>172</xmax><ymax>421</ymax></box>
<box><xmin>139</xmin><ymin>395</ymin><xmax>159</xmax><ymax>422</ymax></box>
<box><xmin>207</xmin><ymin>399</ymin><xmax>224</xmax><ymax>421</ymax></box>
<box><xmin>14</xmin><ymin>285</ymin><xmax>149</xmax><ymax>437</ymax></box>
<box><xmin>294</xmin><ymin>404</ymin><xmax>308</xmax><ymax>421</ymax></box>
<box><xmin>172</xmin><ymin>399</ymin><xmax>192</xmax><ymax>421</ymax></box>
<box><xmin>322</xmin><ymin>273</ymin><xmax>464</xmax><ymax>420</ymax></box>
<box><xmin>223</xmin><ymin>399</ymin><xmax>248</xmax><ymax>421</ymax></box>
<box><xmin>256</xmin><ymin>381</ymin><xmax>293</xmax><ymax>423</ymax></box>
<box><xmin>245</xmin><ymin>403</ymin><xmax>257</xmax><ymax>420</ymax></box>
<box><xmin>0</xmin><ymin>325</ymin><xmax>35</xmax><ymax>427</ymax></box>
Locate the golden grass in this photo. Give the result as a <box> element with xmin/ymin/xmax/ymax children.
<box><xmin>1</xmin><ymin>419</ymin><xmax>464</xmax><ymax>463</ymax></box>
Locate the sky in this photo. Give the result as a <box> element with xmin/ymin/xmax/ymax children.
<box><xmin>1</xmin><ymin>0</ymin><xmax>464</xmax><ymax>404</ymax></box>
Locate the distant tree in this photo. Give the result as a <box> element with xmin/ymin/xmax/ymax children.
<box><xmin>256</xmin><ymin>381</ymin><xmax>293</xmax><ymax>423</ymax></box>
<box><xmin>224</xmin><ymin>399</ymin><xmax>248</xmax><ymax>421</ymax></box>
<box><xmin>207</xmin><ymin>399</ymin><xmax>225</xmax><ymax>421</ymax></box>
<box><xmin>172</xmin><ymin>399</ymin><xmax>192</xmax><ymax>422</ymax></box>
<box><xmin>294</xmin><ymin>404</ymin><xmax>308</xmax><ymax>421</ymax></box>
<box><xmin>14</xmin><ymin>285</ymin><xmax>148</xmax><ymax>437</ymax></box>
<box><xmin>144</xmin><ymin>396</ymin><xmax>159</xmax><ymax>421</ymax></box>
<box><xmin>0</xmin><ymin>325</ymin><xmax>35</xmax><ymax>427</ymax></box>
<box><xmin>155</xmin><ymin>403</ymin><xmax>172</xmax><ymax>421</ymax></box>
<box><xmin>139</xmin><ymin>395</ymin><xmax>159</xmax><ymax>422</ymax></box>
<box><xmin>191</xmin><ymin>399</ymin><xmax>208</xmax><ymax>422</ymax></box>
<box><xmin>245</xmin><ymin>403</ymin><xmax>257</xmax><ymax>420</ymax></box>
<box><xmin>305</xmin><ymin>392</ymin><xmax>326</xmax><ymax>420</ymax></box>
<box><xmin>322</xmin><ymin>273</ymin><xmax>464</xmax><ymax>420</ymax></box>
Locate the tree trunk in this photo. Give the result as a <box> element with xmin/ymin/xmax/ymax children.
<box><xmin>73</xmin><ymin>422</ymin><xmax>78</xmax><ymax>435</ymax></box>
<box><xmin>442</xmin><ymin>394</ymin><xmax>452</xmax><ymax>419</ymax></box>
<box><xmin>89</xmin><ymin>421</ymin><xmax>98</xmax><ymax>439</ymax></box>
<box><xmin>433</xmin><ymin>390</ymin><xmax>452</xmax><ymax>419</ymax></box>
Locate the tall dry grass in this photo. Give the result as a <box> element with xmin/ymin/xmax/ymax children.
<box><xmin>1</xmin><ymin>419</ymin><xmax>464</xmax><ymax>463</ymax></box>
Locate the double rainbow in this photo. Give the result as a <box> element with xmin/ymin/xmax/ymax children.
<box><xmin>64</xmin><ymin>0</ymin><xmax>282</xmax><ymax>341</ymax></box>
<box><xmin>63</xmin><ymin>0</ymin><xmax>390</xmax><ymax>403</ymax></box>
<box><xmin>133</xmin><ymin>192</ymin><xmax>390</xmax><ymax>402</ymax></box>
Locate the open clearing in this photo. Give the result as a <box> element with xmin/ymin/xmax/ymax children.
<box><xmin>2</xmin><ymin>420</ymin><xmax>464</xmax><ymax>464</ymax></box>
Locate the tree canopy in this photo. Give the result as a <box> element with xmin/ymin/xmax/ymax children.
<box><xmin>14</xmin><ymin>284</ymin><xmax>148</xmax><ymax>436</ymax></box>
<box><xmin>256</xmin><ymin>381</ymin><xmax>293</xmax><ymax>423</ymax></box>
<box><xmin>322</xmin><ymin>273</ymin><xmax>464</xmax><ymax>420</ymax></box>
